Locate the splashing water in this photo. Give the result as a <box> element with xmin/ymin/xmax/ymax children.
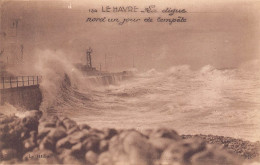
<box><xmin>38</xmin><ymin>59</ymin><xmax>260</xmax><ymax>142</ymax></box>
<box><xmin>6</xmin><ymin>50</ymin><xmax>260</xmax><ymax>141</ymax></box>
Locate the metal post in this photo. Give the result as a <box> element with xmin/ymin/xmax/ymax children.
<box><xmin>2</xmin><ymin>77</ymin><xmax>4</xmax><ymax>89</ymax></box>
<box><xmin>0</xmin><ymin>79</ymin><xmax>4</xmax><ymax>104</ymax></box>
<box><xmin>10</xmin><ymin>77</ymin><xmax>12</xmax><ymax>88</ymax></box>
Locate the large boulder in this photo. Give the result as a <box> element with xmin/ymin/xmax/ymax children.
<box><xmin>85</xmin><ymin>150</ymin><xmax>98</xmax><ymax>165</ymax></box>
<box><xmin>1</xmin><ymin>148</ymin><xmax>17</xmax><ymax>160</ymax></box>
<box><xmin>82</xmin><ymin>136</ymin><xmax>100</xmax><ymax>153</ymax></box>
<box><xmin>190</xmin><ymin>145</ymin><xmax>241</xmax><ymax>165</ymax></box>
<box><xmin>102</xmin><ymin>128</ymin><xmax>118</xmax><ymax>140</ymax></box>
<box><xmin>98</xmin><ymin>130</ymin><xmax>159</xmax><ymax>165</ymax></box>
<box><xmin>149</xmin><ymin>137</ymin><xmax>177</xmax><ymax>154</ymax></box>
<box><xmin>160</xmin><ymin>138</ymin><xmax>206</xmax><ymax>165</ymax></box>
<box><xmin>47</xmin><ymin>127</ymin><xmax>67</xmax><ymax>143</ymax></box>
<box><xmin>160</xmin><ymin>138</ymin><xmax>241</xmax><ymax>165</ymax></box>
<box><xmin>56</xmin><ymin>136</ymin><xmax>75</xmax><ymax>152</ymax></box>
<box><xmin>62</xmin><ymin>118</ymin><xmax>78</xmax><ymax>130</ymax></box>
<box><xmin>56</xmin><ymin>129</ymin><xmax>89</xmax><ymax>153</ymax></box>
<box><xmin>23</xmin><ymin>131</ymin><xmax>37</xmax><ymax>152</ymax></box>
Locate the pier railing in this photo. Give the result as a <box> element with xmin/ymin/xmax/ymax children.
<box><xmin>0</xmin><ymin>76</ymin><xmax>42</xmax><ymax>90</ymax></box>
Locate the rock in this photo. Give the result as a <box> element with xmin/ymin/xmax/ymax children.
<box><xmin>71</xmin><ymin>142</ymin><xmax>85</xmax><ymax>158</ymax></box>
<box><xmin>30</xmin><ymin>131</ymin><xmax>37</xmax><ymax>140</ymax></box>
<box><xmin>99</xmin><ymin>140</ymin><xmax>109</xmax><ymax>153</ymax></box>
<box><xmin>0</xmin><ymin>117</ymin><xmax>26</xmax><ymax>154</ymax></box>
<box><xmin>1</xmin><ymin>149</ymin><xmax>17</xmax><ymax>160</ymax></box>
<box><xmin>89</xmin><ymin>128</ymin><xmax>105</xmax><ymax>139</ymax></box>
<box><xmin>59</xmin><ymin>149</ymin><xmax>84</xmax><ymax>164</ymax></box>
<box><xmin>83</xmin><ymin>136</ymin><xmax>100</xmax><ymax>153</ymax></box>
<box><xmin>56</xmin><ymin>120</ymin><xmax>64</xmax><ymax>128</ymax></box>
<box><xmin>79</xmin><ymin>123</ymin><xmax>91</xmax><ymax>130</ymax></box>
<box><xmin>108</xmin><ymin>130</ymin><xmax>159</xmax><ymax>165</ymax></box>
<box><xmin>0</xmin><ymin>141</ymin><xmax>4</xmax><ymax>150</ymax></box>
<box><xmin>21</xmin><ymin>131</ymin><xmax>30</xmax><ymax>139</ymax></box>
<box><xmin>141</xmin><ymin>129</ymin><xmax>153</xmax><ymax>137</ymax></box>
<box><xmin>97</xmin><ymin>152</ymin><xmax>113</xmax><ymax>165</ymax></box>
<box><xmin>38</xmin><ymin>117</ymin><xmax>47</xmax><ymax>123</ymax></box>
<box><xmin>58</xmin><ymin>148</ymin><xmax>72</xmax><ymax>162</ymax></box>
<box><xmin>56</xmin><ymin>130</ymin><xmax>89</xmax><ymax>153</ymax></box>
<box><xmin>149</xmin><ymin>137</ymin><xmax>177</xmax><ymax>154</ymax></box>
<box><xmin>37</xmin><ymin>127</ymin><xmax>53</xmax><ymax>140</ymax></box>
<box><xmin>42</xmin><ymin>122</ymin><xmax>56</xmax><ymax>128</ymax></box>
<box><xmin>70</xmin><ymin>130</ymin><xmax>90</xmax><ymax>143</ymax></box>
<box><xmin>0</xmin><ymin>113</ymin><xmax>256</xmax><ymax>164</ymax></box>
<box><xmin>39</xmin><ymin>137</ymin><xmax>55</xmax><ymax>151</ymax></box>
<box><xmin>0</xmin><ymin>158</ymin><xmax>19</xmax><ymax>164</ymax></box>
<box><xmin>23</xmin><ymin>137</ymin><xmax>36</xmax><ymax>152</ymax></box>
<box><xmin>182</xmin><ymin>134</ymin><xmax>260</xmax><ymax>160</ymax></box>
<box><xmin>62</xmin><ymin>118</ymin><xmax>77</xmax><ymax>130</ymax></box>
<box><xmin>85</xmin><ymin>150</ymin><xmax>98</xmax><ymax>165</ymax></box>
<box><xmin>103</xmin><ymin>128</ymin><xmax>117</xmax><ymax>140</ymax></box>
<box><xmin>56</xmin><ymin>136</ymin><xmax>76</xmax><ymax>153</ymax></box>
<box><xmin>190</xmin><ymin>145</ymin><xmax>241</xmax><ymax>165</ymax></box>
<box><xmin>160</xmin><ymin>138</ymin><xmax>206</xmax><ymax>165</ymax></box>
<box><xmin>0</xmin><ymin>124</ymin><xmax>9</xmax><ymax>133</ymax></box>
<box><xmin>62</xmin><ymin>155</ymin><xmax>83</xmax><ymax>165</ymax></box>
<box><xmin>38</xmin><ymin>116</ymin><xmax>59</xmax><ymax>129</ymax></box>
<box><xmin>123</xmin><ymin>131</ymin><xmax>159</xmax><ymax>165</ymax></box>
<box><xmin>67</xmin><ymin>126</ymin><xmax>80</xmax><ymax>135</ymax></box>
<box><xmin>150</xmin><ymin>128</ymin><xmax>180</xmax><ymax>141</ymax></box>
<box><xmin>22</xmin><ymin>116</ymin><xmax>39</xmax><ymax>131</ymax></box>
<box><xmin>0</xmin><ymin>115</ymin><xmax>18</xmax><ymax>125</ymax></box>
<box><xmin>48</xmin><ymin>127</ymin><xmax>67</xmax><ymax>142</ymax></box>
<box><xmin>51</xmin><ymin>115</ymin><xmax>59</xmax><ymax>121</ymax></box>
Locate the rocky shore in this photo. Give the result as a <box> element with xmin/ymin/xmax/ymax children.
<box><xmin>182</xmin><ymin>135</ymin><xmax>260</xmax><ymax>160</ymax></box>
<box><xmin>0</xmin><ymin>110</ymin><xmax>259</xmax><ymax>165</ymax></box>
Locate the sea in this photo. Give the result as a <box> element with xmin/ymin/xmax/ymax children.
<box><xmin>1</xmin><ymin>52</ymin><xmax>260</xmax><ymax>142</ymax></box>
<box><xmin>38</xmin><ymin>63</ymin><xmax>260</xmax><ymax>142</ymax></box>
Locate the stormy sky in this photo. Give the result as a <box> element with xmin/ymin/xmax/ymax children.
<box><xmin>0</xmin><ymin>0</ymin><xmax>259</xmax><ymax>71</ymax></box>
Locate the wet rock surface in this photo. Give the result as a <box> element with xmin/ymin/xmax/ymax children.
<box><xmin>0</xmin><ymin>111</ymin><xmax>259</xmax><ymax>165</ymax></box>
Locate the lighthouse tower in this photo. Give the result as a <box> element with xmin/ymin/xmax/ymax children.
<box><xmin>86</xmin><ymin>47</ymin><xmax>93</xmax><ymax>68</ymax></box>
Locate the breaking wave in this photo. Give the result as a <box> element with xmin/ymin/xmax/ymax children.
<box><xmin>18</xmin><ymin>50</ymin><xmax>259</xmax><ymax>142</ymax></box>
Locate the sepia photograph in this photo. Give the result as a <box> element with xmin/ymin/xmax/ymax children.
<box><xmin>0</xmin><ymin>0</ymin><xmax>260</xmax><ymax>164</ymax></box>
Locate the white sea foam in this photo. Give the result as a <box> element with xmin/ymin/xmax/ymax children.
<box><xmin>7</xmin><ymin>50</ymin><xmax>260</xmax><ymax>142</ymax></box>
<box><xmin>0</xmin><ymin>103</ymin><xmax>26</xmax><ymax>118</ymax></box>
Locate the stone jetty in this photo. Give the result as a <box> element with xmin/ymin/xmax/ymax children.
<box><xmin>0</xmin><ymin>110</ymin><xmax>259</xmax><ymax>165</ymax></box>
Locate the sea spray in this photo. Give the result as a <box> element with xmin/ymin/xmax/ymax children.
<box><xmin>42</xmin><ymin>64</ymin><xmax>260</xmax><ymax>142</ymax></box>
<box><xmin>5</xmin><ymin>52</ymin><xmax>260</xmax><ymax>142</ymax></box>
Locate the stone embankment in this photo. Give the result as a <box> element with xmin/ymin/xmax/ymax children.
<box><xmin>0</xmin><ymin>110</ymin><xmax>259</xmax><ymax>165</ymax></box>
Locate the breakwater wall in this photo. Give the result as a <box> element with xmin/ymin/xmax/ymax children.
<box><xmin>0</xmin><ymin>85</ymin><xmax>42</xmax><ymax>110</ymax></box>
<box><xmin>86</xmin><ymin>72</ymin><xmax>133</xmax><ymax>86</ymax></box>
